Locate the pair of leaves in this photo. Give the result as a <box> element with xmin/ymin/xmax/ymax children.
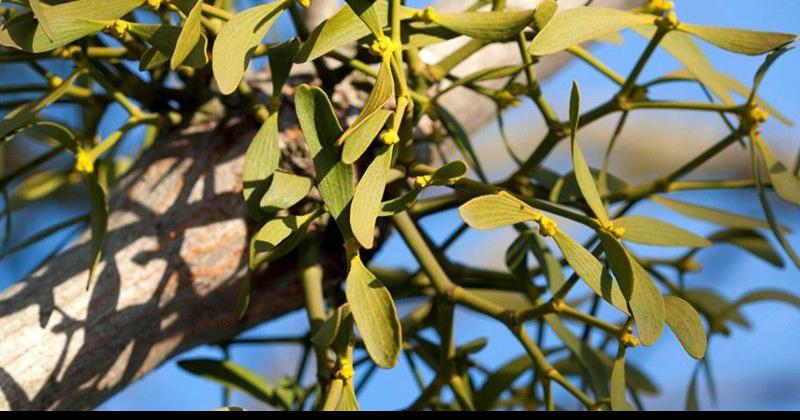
<box><xmin>295</xmin><ymin>85</ymin><xmax>355</xmax><ymax>236</ymax></box>
<box><xmin>213</xmin><ymin>0</ymin><xmax>291</xmax><ymax>94</ymax></box>
<box><xmin>340</xmin><ymin>59</ymin><xmax>395</xmax><ymax>164</ymax></box>
<box><xmin>0</xmin><ymin>0</ymin><xmax>144</xmax><ymax>53</ymax></box>
<box><xmin>528</xmin><ymin>6</ymin><xmax>797</xmax><ymax>57</ymax></box>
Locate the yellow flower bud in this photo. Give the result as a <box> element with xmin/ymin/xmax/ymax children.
<box><xmin>370</xmin><ymin>36</ymin><xmax>400</xmax><ymax>61</ymax></box>
<box><xmin>146</xmin><ymin>0</ymin><xmax>162</xmax><ymax>10</ymax></box>
<box><xmin>336</xmin><ymin>360</ymin><xmax>354</xmax><ymax>381</ymax></box>
<box><xmin>414</xmin><ymin>6</ymin><xmax>437</xmax><ymax>23</ymax></box>
<box><xmin>496</xmin><ymin>91</ymin><xmax>521</xmax><ymax>109</ymax></box>
<box><xmin>620</xmin><ymin>332</ymin><xmax>640</xmax><ymax>348</ymax></box>
<box><xmin>48</xmin><ymin>76</ymin><xmax>63</xmax><ymax>88</ymax></box>
<box><xmin>538</xmin><ymin>216</ymin><xmax>558</xmax><ymax>237</ymax></box>
<box><xmin>380</xmin><ymin>129</ymin><xmax>400</xmax><ymax>145</ymax></box>
<box><xmin>109</xmin><ymin>20</ymin><xmax>130</xmax><ymax>38</ymax></box>
<box><xmin>75</xmin><ymin>149</ymin><xmax>95</xmax><ymax>174</ymax></box>
<box><xmin>298</xmin><ymin>0</ymin><xmax>311</xmax><ymax>8</ymax></box>
<box><xmin>415</xmin><ymin>175</ymin><xmax>432</xmax><ymax>188</ymax></box>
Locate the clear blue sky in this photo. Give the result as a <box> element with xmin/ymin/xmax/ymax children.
<box><xmin>1</xmin><ymin>0</ymin><xmax>798</xmax><ymax>411</ymax></box>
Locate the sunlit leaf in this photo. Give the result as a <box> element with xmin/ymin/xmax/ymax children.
<box><xmin>212</xmin><ymin>0</ymin><xmax>290</xmax><ymax>94</ymax></box>
<box><xmin>613</xmin><ymin>215</ymin><xmax>712</xmax><ymax>248</ymax></box>
<box><xmin>664</xmin><ymin>295</ymin><xmax>707</xmax><ymax>360</ymax></box>
<box><xmin>242</xmin><ymin>112</ymin><xmax>280</xmax><ymax>207</ymax></box>
<box><xmin>351</xmin><ymin>146</ymin><xmax>392</xmax><ymax>249</ymax></box>
<box><xmin>250</xmin><ymin>210</ymin><xmax>320</xmax><ymax>268</ymax></box>
<box><xmin>342</xmin><ymin>110</ymin><xmax>393</xmax><ymax>165</ymax></box>
<box><xmin>345</xmin><ymin>0</ymin><xmax>385</xmax><ymax>37</ymax></box>
<box><xmin>0</xmin><ymin>0</ymin><xmax>145</xmax><ymax>53</ymax></box>
<box><xmin>628</xmin><ymin>255</ymin><xmax>664</xmax><ymax>346</ymax></box>
<box><xmin>345</xmin><ymin>254</ymin><xmax>402</xmax><ymax>369</ymax></box>
<box><xmin>171</xmin><ymin>0</ymin><xmax>203</xmax><ymax>69</ymax></box>
<box><xmin>752</xmin><ymin>136</ymin><xmax>800</xmax><ymax>206</ymax></box>
<box><xmin>458</xmin><ymin>192</ymin><xmax>538</xmax><ymax>231</ymax></box>
<box><xmin>432</xmin><ymin>9</ymin><xmax>535</xmax><ymax>41</ymax></box>
<box><xmin>131</xmin><ymin>24</ymin><xmax>209</xmax><ymax>70</ymax></box>
<box><xmin>552</xmin><ymin>230</ymin><xmax>629</xmax><ymax>315</ymax></box>
<box><xmin>528</xmin><ymin>7</ymin><xmax>653</xmax><ymax>56</ymax></box>
<box><xmin>259</xmin><ymin>171</ymin><xmax>313</xmax><ymax>212</ymax></box>
<box><xmin>569</xmin><ymin>82</ymin><xmax>609</xmax><ymax>224</ymax></box>
<box><xmin>678</xmin><ymin>23</ymin><xmax>798</xmax><ymax>56</ymax></box>
<box><xmin>635</xmin><ymin>27</ymin><xmax>732</xmax><ymax>105</ymax></box>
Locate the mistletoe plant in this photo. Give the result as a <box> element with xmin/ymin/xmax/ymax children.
<box><xmin>1</xmin><ymin>0</ymin><xmax>799</xmax><ymax>412</ymax></box>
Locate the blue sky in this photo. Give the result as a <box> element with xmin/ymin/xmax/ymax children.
<box><xmin>0</xmin><ymin>0</ymin><xmax>798</xmax><ymax>411</ymax></box>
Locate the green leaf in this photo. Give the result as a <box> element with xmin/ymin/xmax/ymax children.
<box><xmin>458</xmin><ymin>192</ymin><xmax>538</xmax><ymax>231</ymax></box>
<box><xmin>0</xmin><ymin>0</ymin><xmax>145</xmax><ymax>53</ymax></box>
<box><xmin>432</xmin><ymin>9</ymin><xmax>535</xmax><ymax>41</ymax></box>
<box><xmin>311</xmin><ymin>303</ymin><xmax>352</xmax><ymax>349</ymax></box>
<box><xmin>242</xmin><ymin>112</ymin><xmax>280</xmax><ymax>206</ymax></box>
<box><xmin>428</xmin><ymin>161</ymin><xmax>468</xmax><ymax>186</ymax></box>
<box><xmin>345</xmin><ymin>254</ymin><xmax>402</xmax><ymax>369</ymax></box>
<box><xmin>552</xmin><ymin>231</ymin><xmax>629</xmax><ymax>315</ymax></box>
<box><xmin>130</xmin><ymin>24</ymin><xmax>209</xmax><ymax>70</ymax></box>
<box><xmin>250</xmin><ymin>210</ymin><xmax>320</xmax><ymax>268</ymax></box>
<box><xmin>613</xmin><ymin>215</ymin><xmax>712</xmax><ymax>248</ymax></box>
<box><xmin>664</xmin><ymin>296</ymin><xmax>707</xmax><ymax>360</ymax></box>
<box><xmin>635</xmin><ymin>27</ymin><xmax>733</xmax><ymax>105</ymax></box>
<box><xmin>533</xmin><ymin>0</ymin><xmax>558</xmax><ymax>31</ymax></box>
<box><xmin>683</xmin><ymin>288</ymin><xmax>749</xmax><ymax>328</ymax></box>
<box><xmin>678</xmin><ymin>23</ymin><xmax>798</xmax><ymax>56</ymax></box>
<box><xmin>600</xmin><ymin>232</ymin><xmax>633</xmax><ymax>297</ymax></box>
<box><xmin>569</xmin><ymin>82</ymin><xmax>609</xmax><ymax>224</ymax></box>
<box><xmin>341</xmin><ymin>60</ymin><xmax>394</xmax><ymax>147</ymax></box>
<box><xmin>267</xmin><ymin>38</ymin><xmax>301</xmax><ymax>97</ymax></box>
<box><xmin>378</xmin><ymin>188</ymin><xmax>420</xmax><ymax>216</ymax></box>
<box><xmin>628</xmin><ymin>255</ymin><xmax>664</xmax><ymax>346</ymax></box>
<box><xmin>652</xmin><ymin>196</ymin><xmax>776</xmax><ymax>231</ymax></box>
<box><xmin>528</xmin><ymin>7</ymin><xmax>654</xmax><ymax>56</ymax></box>
<box><xmin>178</xmin><ymin>359</ymin><xmax>275</xmax><ymax>404</ymax></box>
<box><xmin>171</xmin><ymin>0</ymin><xmax>203</xmax><ymax>69</ymax></box>
<box><xmin>708</xmin><ymin>229</ymin><xmax>784</xmax><ymax>268</ymax></box>
<box><xmin>28</xmin><ymin>0</ymin><xmax>54</xmax><ymax>42</ymax></box>
<box><xmin>351</xmin><ymin>145</ymin><xmax>392</xmax><ymax>249</ymax></box>
<box><xmin>212</xmin><ymin>0</ymin><xmax>290</xmax><ymax>94</ymax></box>
<box><xmin>610</xmin><ymin>346</ymin><xmax>635</xmax><ymax>411</ymax></box>
<box><xmin>752</xmin><ymin>136</ymin><xmax>800</xmax><ymax>206</ymax></box>
<box><xmin>0</xmin><ymin>70</ymin><xmax>81</xmax><ymax>139</ymax></box>
<box><xmin>296</xmin><ymin>1</ymin><xmax>411</xmax><ymax>63</ymax></box>
<box><xmin>336</xmin><ymin>382</ymin><xmax>360</xmax><ymax>411</ymax></box>
<box><xmin>259</xmin><ymin>171</ymin><xmax>313</xmax><ymax>212</ymax></box>
<box><xmin>295</xmin><ymin>85</ymin><xmax>355</xmax><ymax>235</ymax></box>
<box><xmin>10</xmin><ymin>171</ymin><xmax>69</xmax><ymax>210</ymax></box>
<box><xmin>86</xmin><ymin>173</ymin><xmax>108</xmax><ymax>289</ymax></box>
<box><xmin>435</xmin><ymin>103</ymin><xmax>486</xmax><ymax>181</ymax></box>
<box><xmin>342</xmin><ymin>110</ymin><xmax>393</xmax><ymax>165</ymax></box>
<box><xmin>344</xmin><ymin>0</ymin><xmax>385</xmax><ymax>37</ymax></box>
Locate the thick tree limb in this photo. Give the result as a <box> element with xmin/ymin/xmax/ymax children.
<box><xmin>0</xmin><ymin>0</ymin><xmax>640</xmax><ymax>411</ymax></box>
